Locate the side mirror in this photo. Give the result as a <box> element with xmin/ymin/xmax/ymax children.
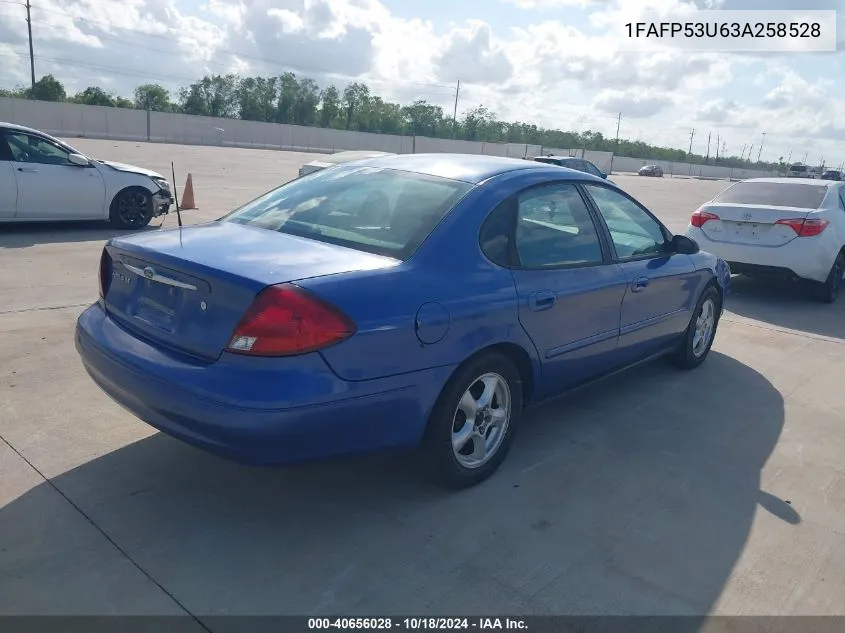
<box><xmin>68</xmin><ymin>153</ymin><xmax>90</xmax><ymax>167</ymax></box>
<box><xmin>600</xmin><ymin>172</ymin><xmax>607</xmax><ymax>179</ymax></box>
<box><xmin>670</xmin><ymin>234</ymin><xmax>700</xmax><ymax>255</ymax></box>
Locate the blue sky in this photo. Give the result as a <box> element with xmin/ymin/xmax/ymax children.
<box><xmin>0</xmin><ymin>0</ymin><xmax>842</xmax><ymax>165</ymax></box>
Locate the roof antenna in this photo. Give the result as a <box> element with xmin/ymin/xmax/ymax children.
<box><xmin>171</xmin><ymin>161</ymin><xmax>183</xmax><ymax>228</ymax></box>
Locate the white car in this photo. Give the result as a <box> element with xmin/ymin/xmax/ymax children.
<box><xmin>686</xmin><ymin>178</ymin><xmax>845</xmax><ymax>302</ymax></box>
<box><xmin>298</xmin><ymin>150</ymin><xmax>395</xmax><ymax>178</ymax></box>
<box><xmin>0</xmin><ymin>122</ymin><xmax>173</xmax><ymax>229</ymax></box>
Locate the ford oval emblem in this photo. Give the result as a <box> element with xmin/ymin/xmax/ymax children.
<box><xmin>143</xmin><ymin>266</ymin><xmax>155</xmax><ymax>280</ymax></box>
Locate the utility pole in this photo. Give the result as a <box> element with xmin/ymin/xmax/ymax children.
<box><xmin>803</xmin><ymin>151</ymin><xmax>808</xmax><ymax>164</ymax></box>
<box><xmin>786</xmin><ymin>150</ymin><xmax>792</xmax><ymax>164</ymax></box>
<box><xmin>451</xmin><ymin>79</ymin><xmax>460</xmax><ymax>138</ymax></box>
<box><xmin>609</xmin><ymin>112</ymin><xmax>621</xmax><ymax>175</ymax></box>
<box><xmin>756</xmin><ymin>132</ymin><xmax>766</xmax><ymax>163</ymax></box>
<box><xmin>722</xmin><ymin>141</ymin><xmax>726</xmax><ymax>157</ymax></box>
<box><xmin>705</xmin><ymin>132</ymin><xmax>711</xmax><ymax>161</ymax></box>
<box><xmin>747</xmin><ymin>144</ymin><xmax>753</xmax><ymax>162</ymax></box>
<box><xmin>715</xmin><ymin>134</ymin><xmax>720</xmax><ymax>161</ymax></box>
<box><xmin>26</xmin><ymin>0</ymin><xmax>36</xmax><ymax>98</ymax></box>
<box><xmin>687</xmin><ymin>128</ymin><xmax>695</xmax><ymax>175</ymax></box>
<box><xmin>740</xmin><ymin>143</ymin><xmax>747</xmax><ymax>160</ymax></box>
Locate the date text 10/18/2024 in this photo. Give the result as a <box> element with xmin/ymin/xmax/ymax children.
<box><xmin>308</xmin><ymin>618</ymin><xmax>528</xmax><ymax>630</ymax></box>
<box><xmin>617</xmin><ymin>10</ymin><xmax>837</xmax><ymax>52</ymax></box>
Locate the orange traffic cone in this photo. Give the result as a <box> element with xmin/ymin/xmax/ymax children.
<box><xmin>180</xmin><ymin>173</ymin><xmax>197</xmax><ymax>210</ymax></box>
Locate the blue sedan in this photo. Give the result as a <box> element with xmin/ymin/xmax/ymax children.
<box><xmin>75</xmin><ymin>154</ymin><xmax>730</xmax><ymax>488</ymax></box>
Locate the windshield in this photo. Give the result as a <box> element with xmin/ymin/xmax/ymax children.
<box><xmin>221</xmin><ymin>166</ymin><xmax>473</xmax><ymax>260</ymax></box>
<box><xmin>713</xmin><ymin>181</ymin><xmax>827</xmax><ymax>209</ymax></box>
<box><xmin>788</xmin><ymin>165</ymin><xmax>807</xmax><ymax>173</ymax></box>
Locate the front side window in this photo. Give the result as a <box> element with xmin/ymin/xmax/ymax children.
<box><xmin>514</xmin><ymin>183</ymin><xmax>604</xmax><ymax>268</ymax></box>
<box><xmin>584</xmin><ymin>185</ymin><xmax>666</xmax><ymax>259</ymax></box>
<box><xmin>222</xmin><ymin>166</ymin><xmax>472</xmax><ymax>260</ymax></box>
<box><xmin>6</xmin><ymin>133</ymin><xmax>71</xmax><ymax>165</ymax></box>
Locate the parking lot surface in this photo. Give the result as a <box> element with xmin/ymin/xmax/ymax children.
<box><xmin>2</xmin><ymin>141</ymin><xmax>844</xmax><ymax>618</ymax></box>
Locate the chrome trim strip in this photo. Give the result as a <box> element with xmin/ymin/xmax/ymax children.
<box><xmin>123</xmin><ymin>263</ymin><xmax>198</xmax><ymax>291</ymax></box>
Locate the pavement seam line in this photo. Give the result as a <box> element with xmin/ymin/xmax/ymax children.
<box><xmin>722</xmin><ymin>315</ymin><xmax>845</xmax><ymax>345</ymax></box>
<box><xmin>0</xmin><ymin>302</ymin><xmax>90</xmax><ymax>316</ymax></box>
<box><xmin>0</xmin><ymin>432</ymin><xmax>212</xmax><ymax>631</ymax></box>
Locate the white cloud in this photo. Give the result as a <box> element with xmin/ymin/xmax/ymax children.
<box><xmin>0</xmin><ymin>0</ymin><xmax>842</xmax><ymax>163</ymax></box>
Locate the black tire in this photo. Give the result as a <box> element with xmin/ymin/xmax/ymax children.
<box><xmin>110</xmin><ymin>188</ymin><xmax>154</xmax><ymax>230</ymax></box>
<box><xmin>669</xmin><ymin>285</ymin><xmax>722</xmax><ymax>370</ymax></box>
<box><xmin>420</xmin><ymin>352</ymin><xmax>523</xmax><ymax>489</ymax></box>
<box><xmin>812</xmin><ymin>253</ymin><xmax>844</xmax><ymax>303</ymax></box>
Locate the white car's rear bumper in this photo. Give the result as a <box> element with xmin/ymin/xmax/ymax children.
<box><xmin>686</xmin><ymin>226</ymin><xmax>835</xmax><ymax>283</ymax></box>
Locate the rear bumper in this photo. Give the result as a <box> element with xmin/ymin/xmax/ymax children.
<box><xmin>686</xmin><ymin>226</ymin><xmax>834</xmax><ymax>283</ymax></box>
<box><xmin>75</xmin><ymin>303</ymin><xmax>448</xmax><ymax>464</ymax></box>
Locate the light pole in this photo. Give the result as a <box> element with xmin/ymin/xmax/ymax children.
<box><xmin>756</xmin><ymin>132</ymin><xmax>766</xmax><ymax>163</ymax></box>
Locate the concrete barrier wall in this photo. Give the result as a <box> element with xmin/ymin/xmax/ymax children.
<box><xmin>0</xmin><ymin>97</ymin><xmax>777</xmax><ymax>180</ymax></box>
<box><xmin>0</xmin><ymin>97</ymin><xmax>148</xmax><ymax>141</ymax></box>
<box><xmin>610</xmin><ymin>155</ymin><xmax>778</xmax><ymax>179</ymax></box>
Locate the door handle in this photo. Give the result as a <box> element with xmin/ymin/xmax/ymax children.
<box><xmin>631</xmin><ymin>276</ymin><xmax>649</xmax><ymax>292</ymax></box>
<box><xmin>528</xmin><ymin>291</ymin><xmax>557</xmax><ymax>311</ymax></box>
<box><xmin>16</xmin><ymin>167</ymin><xmax>38</xmax><ymax>173</ymax></box>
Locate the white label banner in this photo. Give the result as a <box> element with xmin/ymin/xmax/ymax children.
<box><xmin>617</xmin><ymin>10</ymin><xmax>837</xmax><ymax>52</ymax></box>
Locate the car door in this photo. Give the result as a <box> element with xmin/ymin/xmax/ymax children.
<box><xmin>505</xmin><ymin>182</ymin><xmax>628</xmax><ymax>398</ymax></box>
<box><xmin>0</xmin><ymin>134</ymin><xmax>17</xmax><ymax>218</ymax></box>
<box><xmin>5</xmin><ymin>131</ymin><xmax>105</xmax><ymax>220</ymax></box>
<box><xmin>582</xmin><ymin>183</ymin><xmax>698</xmax><ymax>361</ymax></box>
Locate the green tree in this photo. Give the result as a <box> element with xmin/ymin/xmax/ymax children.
<box><xmin>0</xmin><ymin>86</ymin><xmax>26</xmax><ymax>98</ymax></box>
<box><xmin>402</xmin><ymin>100</ymin><xmax>445</xmax><ymax>137</ymax></box>
<box><xmin>27</xmin><ymin>75</ymin><xmax>66</xmax><ymax>101</ymax></box>
<box><xmin>179</xmin><ymin>74</ymin><xmax>238</xmax><ymax>118</ymax></box>
<box><xmin>318</xmin><ymin>85</ymin><xmax>341</xmax><ymax>128</ymax></box>
<box><xmin>237</xmin><ymin>76</ymin><xmax>277</xmax><ymax>122</ymax></box>
<box><xmin>342</xmin><ymin>82</ymin><xmax>369</xmax><ymax>130</ymax></box>
<box><xmin>71</xmin><ymin>86</ymin><xmax>116</xmax><ymax>107</ymax></box>
<box><xmin>293</xmin><ymin>78</ymin><xmax>320</xmax><ymax>126</ymax></box>
<box><xmin>134</xmin><ymin>84</ymin><xmax>172</xmax><ymax>111</ymax></box>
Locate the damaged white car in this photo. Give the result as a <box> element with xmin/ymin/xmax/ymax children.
<box><xmin>0</xmin><ymin>122</ymin><xmax>173</xmax><ymax>229</ymax></box>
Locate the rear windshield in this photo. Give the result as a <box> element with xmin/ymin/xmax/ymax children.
<box><xmin>534</xmin><ymin>157</ymin><xmax>562</xmax><ymax>165</ymax></box>
<box><xmin>221</xmin><ymin>166</ymin><xmax>472</xmax><ymax>260</ymax></box>
<box><xmin>713</xmin><ymin>181</ymin><xmax>827</xmax><ymax>209</ymax></box>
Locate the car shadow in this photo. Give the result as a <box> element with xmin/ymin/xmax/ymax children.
<box><xmin>0</xmin><ymin>221</ymin><xmax>164</xmax><ymax>249</ymax></box>
<box><xmin>726</xmin><ymin>275</ymin><xmax>845</xmax><ymax>340</ymax></box>
<box><xmin>0</xmin><ymin>353</ymin><xmax>786</xmax><ymax>621</ymax></box>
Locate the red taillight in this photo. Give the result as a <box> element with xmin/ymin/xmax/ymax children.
<box><xmin>227</xmin><ymin>284</ymin><xmax>356</xmax><ymax>357</ymax></box>
<box><xmin>98</xmin><ymin>248</ymin><xmax>112</xmax><ymax>299</ymax></box>
<box><xmin>775</xmin><ymin>217</ymin><xmax>829</xmax><ymax>237</ymax></box>
<box><xmin>691</xmin><ymin>210</ymin><xmax>720</xmax><ymax>228</ymax></box>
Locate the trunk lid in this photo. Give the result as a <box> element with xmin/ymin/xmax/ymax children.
<box><xmin>697</xmin><ymin>203</ymin><xmax>814</xmax><ymax>247</ymax></box>
<box><xmin>102</xmin><ymin>221</ymin><xmax>397</xmax><ymax>360</ymax></box>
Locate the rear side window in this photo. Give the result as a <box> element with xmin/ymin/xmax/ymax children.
<box><xmin>713</xmin><ymin>182</ymin><xmax>827</xmax><ymax>209</ymax></box>
<box><xmin>479</xmin><ymin>201</ymin><xmax>513</xmax><ymax>266</ymax></box>
<box><xmin>222</xmin><ymin>166</ymin><xmax>472</xmax><ymax>260</ymax></box>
